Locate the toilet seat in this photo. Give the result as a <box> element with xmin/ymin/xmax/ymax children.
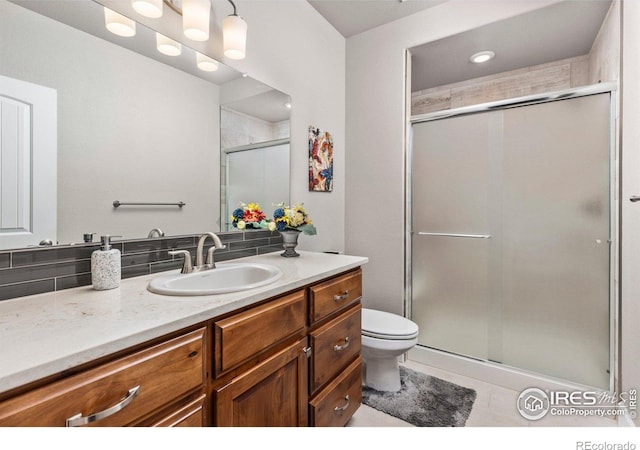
<box><xmin>362</xmin><ymin>308</ymin><xmax>419</xmax><ymax>340</ymax></box>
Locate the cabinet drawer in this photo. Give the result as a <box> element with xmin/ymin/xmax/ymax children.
<box><xmin>150</xmin><ymin>394</ymin><xmax>206</xmax><ymax>427</ymax></box>
<box><xmin>214</xmin><ymin>290</ymin><xmax>306</xmax><ymax>375</ymax></box>
<box><xmin>309</xmin><ymin>304</ymin><xmax>361</xmax><ymax>393</ymax></box>
<box><xmin>309</xmin><ymin>357</ymin><xmax>362</xmax><ymax>427</ymax></box>
<box><xmin>0</xmin><ymin>328</ymin><xmax>206</xmax><ymax>427</ymax></box>
<box><xmin>309</xmin><ymin>269</ymin><xmax>362</xmax><ymax>323</ymax></box>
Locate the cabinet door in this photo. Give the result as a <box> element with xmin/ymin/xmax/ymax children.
<box><xmin>215</xmin><ymin>338</ymin><xmax>308</xmax><ymax>427</ymax></box>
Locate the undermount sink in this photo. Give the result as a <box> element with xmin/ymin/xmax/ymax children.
<box><xmin>147</xmin><ymin>263</ymin><xmax>283</xmax><ymax>296</ymax></box>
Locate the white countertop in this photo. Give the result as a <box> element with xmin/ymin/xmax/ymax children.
<box><xmin>0</xmin><ymin>251</ymin><xmax>368</xmax><ymax>395</ymax></box>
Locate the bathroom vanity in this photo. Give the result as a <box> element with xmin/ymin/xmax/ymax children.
<box><xmin>0</xmin><ymin>252</ymin><xmax>367</xmax><ymax>427</ymax></box>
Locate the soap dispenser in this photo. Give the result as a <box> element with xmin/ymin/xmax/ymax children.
<box><xmin>91</xmin><ymin>235</ymin><xmax>121</xmax><ymax>290</ymax></box>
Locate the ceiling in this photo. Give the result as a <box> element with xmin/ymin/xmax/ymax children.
<box><xmin>308</xmin><ymin>1</ymin><xmax>613</xmax><ymax>92</ymax></box>
<box><xmin>410</xmin><ymin>0</ymin><xmax>612</xmax><ymax>92</ymax></box>
<box><xmin>308</xmin><ymin>0</ymin><xmax>446</xmax><ymax>37</ymax></box>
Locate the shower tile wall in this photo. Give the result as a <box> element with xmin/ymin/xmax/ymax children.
<box><xmin>411</xmin><ymin>55</ymin><xmax>589</xmax><ymax>115</ymax></box>
<box><xmin>0</xmin><ymin>231</ymin><xmax>284</xmax><ymax>301</ymax></box>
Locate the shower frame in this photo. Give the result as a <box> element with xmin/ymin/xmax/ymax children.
<box><xmin>404</xmin><ymin>82</ymin><xmax>620</xmax><ymax>394</ymax></box>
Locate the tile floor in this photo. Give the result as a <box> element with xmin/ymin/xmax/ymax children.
<box><xmin>347</xmin><ymin>359</ymin><xmax>619</xmax><ymax>428</ymax></box>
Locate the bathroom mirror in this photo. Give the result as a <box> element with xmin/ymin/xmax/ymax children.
<box><xmin>0</xmin><ymin>0</ymin><xmax>290</xmax><ymax>250</ymax></box>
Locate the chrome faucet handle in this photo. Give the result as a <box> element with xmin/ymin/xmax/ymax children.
<box><xmin>205</xmin><ymin>244</ymin><xmax>226</xmax><ymax>269</ymax></box>
<box><xmin>205</xmin><ymin>247</ymin><xmax>217</xmax><ymax>269</ymax></box>
<box><xmin>169</xmin><ymin>250</ymin><xmax>193</xmax><ymax>274</ymax></box>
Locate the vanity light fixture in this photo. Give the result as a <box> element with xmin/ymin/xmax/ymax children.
<box><xmin>182</xmin><ymin>0</ymin><xmax>211</xmax><ymax>41</ymax></box>
<box><xmin>156</xmin><ymin>33</ymin><xmax>182</xmax><ymax>56</ymax></box>
<box><xmin>196</xmin><ymin>52</ymin><xmax>219</xmax><ymax>71</ymax></box>
<box><xmin>132</xmin><ymin>0</ymin><xmax>163</xmax><ymax>18</ymax></box>
<box><xmin>104</xmin><ymin>7</ymin><xmax>136</xmax><ymax>37</ymax></box>
<box><xmin>222</xmin><ymin>0</ymin><xmax>247</xmax><ymax>60</ymax></box>
<box><xmin>156</xmin><ymin>0</ymin><xmax>247</xmax><ymax>60</ymax></box>
<box><xmin>470</xmin><ymin>50</ymin><xmax>495</xmax><ymax>64</ymax></box>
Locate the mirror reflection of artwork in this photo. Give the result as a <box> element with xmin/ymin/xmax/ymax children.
<box><xmin>308</xmin><ymin>126</ymin><xmax>334</xmax><ymax>192</ymax></box>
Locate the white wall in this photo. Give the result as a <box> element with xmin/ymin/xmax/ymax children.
<box><xmin>0</xmin><ymin>1</ymin><xmax>221</xmax><ymax>244</ymax></box>
<box><xmin>345</xmin><ymin>0</ymin><xmax>562</xmax><ymax>314</ymax></box>
<box><xmin>221</xmin><ymin>1</ymin><xmax>346</xmax><ymax>253</ymax></box>
<box><xmin>346</xmin><ymin>0</ymin><xmax>639</xmax><ymax>416</ymax></box>
<box><xmin>621</xmin><ymin>0</ymin><xmax>640</xmax><ymax>426</ymax></box>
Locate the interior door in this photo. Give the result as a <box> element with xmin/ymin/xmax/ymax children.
<box><xmin>0</xmin><ymin>75</ymin><xmax>56</xmax><ymax>248</ymax></box>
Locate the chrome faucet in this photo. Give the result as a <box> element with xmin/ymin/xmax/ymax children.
<box><xmin>168</xmin><ymin>232</ymin><xmax>226</xmax><ymax>274</ymax></box>
<box><xmin>147</xmin><ymin>228</ymin><xmax>165</xmax><ymax>238</ymax></box>
<box><xmin>196</xmin><ymin>232</ymin><xmax>226</xmax><ymax>269</ymax></box>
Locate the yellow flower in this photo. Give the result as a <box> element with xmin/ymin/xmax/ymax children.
<box><xmin>268</xmin><ymin>221</ymin><xmax>276</xmax><ymax>231</ymax></box>
<box><xmin>292</xmin><ymin>212</ymin><xmax>305</xmax><ymax>227</ymax></box>
<box><xmin>247</xmin><ymin>202</ymin><xmax>260</xmax><ymax>211</ymax></box>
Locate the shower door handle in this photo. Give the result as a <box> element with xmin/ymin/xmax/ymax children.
<box><xmin>630</xmin><ymin>196</ymin><xmax>640</xmax><ymax>202</ymax></box>
<box><xmin>417</xmin><ymin>232</ymin><xmax>491</xmax><ymax>239</ymax></box>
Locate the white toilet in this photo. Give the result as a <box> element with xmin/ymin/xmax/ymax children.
<box><xmin>361</xmin><ymin>308</ymin><xmax>419</xmax><ymax>392</ymax></box>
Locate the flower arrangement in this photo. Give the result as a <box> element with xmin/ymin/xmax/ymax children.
<box><xmin>230</xmin><ymin>202</ymin><xmax>269</xmax><ymax>230</ymax></box>
<box><xmin>273</xmin><ymin>203</ymin><xmax>317</xmax><ymax>235</ymax></box>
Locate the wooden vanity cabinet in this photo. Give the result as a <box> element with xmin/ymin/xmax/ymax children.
<box><xmin>211</xmin><ymin>268</ymin><xmax>364</xmax><ymax>427</ymax></box>
<box><xmin>307</xmin><ymin>269</ymin><xmax>363</xmax><ymax>427</ymax></box>
<box><xmin>0</xmin><ymin>266</ymin><xmax>364</xmax><ymax>427</ymax></box>
<box><xmin>0</xmin><ymin>327</ymin><xmax>208</xmax><ymax>427</ymax></box>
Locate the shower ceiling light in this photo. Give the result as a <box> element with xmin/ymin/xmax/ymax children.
<box><xmin>470</xmin><ymin>51</ymin><xmax>495</xmax><ymax>64</ymax></box>
<box><xmin>104</xmin><ymin>7</ymin><xmax>136</xmax><ymax>37</ymax></box>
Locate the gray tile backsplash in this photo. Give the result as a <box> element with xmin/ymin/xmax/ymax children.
<box><xmin>0</xmin><ymin>230</ymin><xmax>284</xmax><ymax>301</ymax></box>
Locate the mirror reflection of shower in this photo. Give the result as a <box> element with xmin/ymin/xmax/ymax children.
<box><xmin>219</xmin><ymin>76</ymin><xmax>291</xmax><ymax>231</ymax></box>
<box><xmin>222</xmin><ymin>139</ymin><xmax>290</xmax><ymax>231</ymax></box>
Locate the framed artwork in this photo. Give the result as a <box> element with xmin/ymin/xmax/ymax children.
<box><xmin>308</xmin><ymin>126</ymin><xmax>334</xmax><ymax>192</ymax></box>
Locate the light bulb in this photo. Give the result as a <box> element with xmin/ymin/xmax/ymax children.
<box><xmin>196</xmin><ymin>52</ymin><xmax>219</xmax><ymax>72</ymax></box>
<box><xmin>132</xmin><ymin>0</ymin><xmax>163</xmax><ymax>18</ymax></box>
<box><xmin>223</xmin><ymin>14</ymin><xmax>247</xmax><ymax>60</ymax></box>
<box><xmin>470</xmin><ymin>51</ymin><xmax>495</xmax><ymax>64</ymax></box>
<box><xmin>156</xmin><ymin>33</ymin><xmax>182</xmax><ymax>56</ymax></box>
<box><xmin>183</xmin><ymin>0</ymin><xmax>210</xmax><ymax>41</ymax></box>
<box><xmin>104</xmin><ymin>7</ymin><xmax>136</xmax><ymax>37</ymax></box>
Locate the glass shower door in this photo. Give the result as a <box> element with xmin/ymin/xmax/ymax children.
<box><xmin>411</xmin><ymin>112</ymin><xmax>498</xmax><ymax>361</ymax></box>
<box><xmin>500</xmin><ymin>94</ymin><xmax>611</xmax><ymax>389</ymax></box>
<box><xmin>410</xmin><ymin>92</ymin><xmax>612</xmax><ymax>389</ymax></box>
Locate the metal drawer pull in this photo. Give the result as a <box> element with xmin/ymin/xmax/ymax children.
<box><xmin>334</xmin><ymin>395</ymin><xmax>350</xmax><ymax>414</ymax></box>
<box><xmin>65</xmin><ymin>385</ymin><xmax>140</xmax><ymax>427</ymax></box>
<box><xmin>418</xmin><ymin>232</ymin><xmax>491</xmax><ymax>239</ymax></box>
<box><xmin>333</xmin><ymin>337</ymin><xmax>350</xmax><ymax>352</ymax></box>
<box><xmin>631</xmin><ymin>196</ymin><xmax>640</xmax><ymax>203</ymax></box>
<box><xmin>333</xmin><ymin>291</ymin><xmax>350</xmax><ymax>302</ymax></box>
